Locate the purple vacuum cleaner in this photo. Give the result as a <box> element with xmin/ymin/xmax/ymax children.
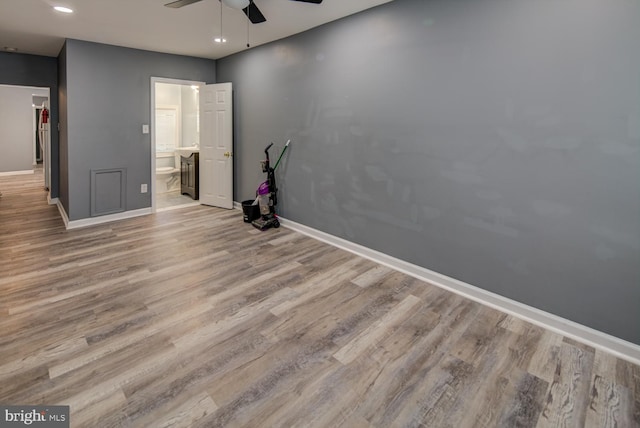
<box><xmin>252</xmin><ymin>140</ymin><xmax>290</xmax><ymax>230</ymax></box>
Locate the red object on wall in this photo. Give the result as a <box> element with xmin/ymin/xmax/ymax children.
<box><xmin>41</xmin><ymin>108</ymin><xmax>49</xmax><ymax>124</ymax></box>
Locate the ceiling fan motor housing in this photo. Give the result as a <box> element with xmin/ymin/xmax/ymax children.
<box><xmin>165</xmin><ymin>0</ymin><xmax>323</xmax><ymax>24</ymax></box>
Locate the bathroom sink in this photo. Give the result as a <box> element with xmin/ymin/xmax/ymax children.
<box><xmin>175</xmin><ymin>146</ymin><xmax>199</xmax><ymax>155</ymax></box>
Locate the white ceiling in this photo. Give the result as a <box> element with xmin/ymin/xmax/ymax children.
<box><xmin>0</xmin><ymin>0</ymin><xmax>393</xmax><ymax>60</ymax></box>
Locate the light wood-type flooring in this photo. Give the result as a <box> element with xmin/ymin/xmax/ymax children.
<box><xmin>1</xmin><ymin>171</ymin><xmax>639</xmax><ymax>427</ymax></box>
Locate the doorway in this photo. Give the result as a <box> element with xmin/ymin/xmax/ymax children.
<box><xmin>150</xmin><ymin>78</ymin><xmax>204</xmax><ymax>212</ymax></box>
<box><xmin>150</xmin><ymin>78</ymin><xmax>234</xmax><ymax>213</ymax></box>
<box><xmin>0</xmin><ymin>84</ymin><xmax>50</xmax><ymax>199</ymax></box>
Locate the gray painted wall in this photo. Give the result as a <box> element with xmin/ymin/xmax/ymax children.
<box><xmin>217</xmin><ymin>0</ymin><xmax>640</xmax><ymax>344</ymax></box>
<box><xmin>0</xmin><ymin>52</ymin><xmax>59</xmax><ymax>196</ymax></box>
<box><xmin>60</xmin><ymin>39</ymin><xmax>216</xmax><ymax>220</ymax></box>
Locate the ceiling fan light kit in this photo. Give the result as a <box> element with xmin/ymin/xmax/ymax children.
<box><xmin>164</xmin><ymin>0</ymin><xmax>323</xmax><ymax>25</ymax></box>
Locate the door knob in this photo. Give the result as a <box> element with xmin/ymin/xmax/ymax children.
<box><xmin>224</xmin><ymin>151</ymin><xmax>232</xmax><ymax>158</ymax></box>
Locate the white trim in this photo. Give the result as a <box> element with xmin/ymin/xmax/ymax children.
<box><xmin>56</xmin><ymin>200</ymin><xmax>70</xmax><ymax>228</ymax></box>
<box><xmin>64</xmin><ymin>208</ymin><xmax>152</xmax><ymax>230</ymax></box>
<box><xmin>0</xmin><ymin>83</ymin><xmax>49</xmax><ymax>91</ymax></box>
<box><xmin>44</xmin><ymin>97</ymin><xmax>51</xmax><ymax>192</ymax></box>
<box><xmin>271</xmin><ymin>215</ymin><xmax>640</xmax><ymax>366</ymax></box>
<box><xmin>30</xmin><ymin>90</ymin><xmax>51</xmax><ymax>191</ymax></box>
<box><xmin>0</xmin><ymin>170</ymin><xmax>35</xmax><ymax>176</ymax></box>
<box><xmin>48</xmin><ymin>195</ymin><xmax>59</xmax><ymax>206</ymax></box>
<box><xmin>33</xmin><ymin>104</ymin><xmax>38</xmax><ymax>165</ymax></box>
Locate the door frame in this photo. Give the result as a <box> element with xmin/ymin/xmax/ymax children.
<box><xmin>32</xmin><ymin>97</ymin><xmax>50</xmax><ymax>177</ymax></box>
<box><xmin>150</xmin><ymin>77</ymin><xmax>205</xmax><ymax>212</ymax></box>
<box><xmin>0</xmin><ymin>84</ymin><xmax>50</xmax><ymax>195</ymax></box>
<box><xmin>33</xmin><ymin>105</ymin><xmax>41</xmax><ymax>166</ymax></box>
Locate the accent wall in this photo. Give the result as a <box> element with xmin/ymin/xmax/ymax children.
<box><xmin>217</xmin><ymin>0</ymin><xmax>640</xmax><ymax>344</ymax></box>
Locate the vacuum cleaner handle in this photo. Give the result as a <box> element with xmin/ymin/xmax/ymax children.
<box><xmin>273</xmin><ymin>139</ymin><xmax>291</xmax><ymax>171</ymax></box>
<box><xmin>258</xmin><ymin>143</ymin><xmax>273</xmax><ymax>173</ymax></box>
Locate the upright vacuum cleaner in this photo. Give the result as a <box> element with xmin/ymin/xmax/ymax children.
<box><xmin>252</xmin><ymin>140</ymin><xmax>290</xmax><ymax>231</ymax></box>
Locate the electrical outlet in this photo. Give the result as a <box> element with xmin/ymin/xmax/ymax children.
<box><xmin>141</xmin><ymin>184</ymin><xmax>148</xmax><ymax>193</ymax></box>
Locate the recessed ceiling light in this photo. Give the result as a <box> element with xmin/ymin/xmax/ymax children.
<box><xmin>214</xmin><ymin>38</ymin><xmax>227</xmax><ymax>43</ymax></box>
<box><xmin>54</xmin><ymin>6</ymin><xmax>74</xmax><ymax>13</ymax></box>
<box><xmin>3</xmin><ymin>47</ymin><xmax>18</xmax><ymax>52</ymax></box>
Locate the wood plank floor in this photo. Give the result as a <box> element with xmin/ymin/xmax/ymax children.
<box><xmin>1</xmin><ymin>171</ymin><xmax>639</xmax><ymax>428</ymax></box>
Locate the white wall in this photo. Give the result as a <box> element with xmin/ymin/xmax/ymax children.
<box><xmin>181</xmin><ymin>85</ymin><xmax>199</xmax><ymax>147</ymax></box>
<box><xmin>155</xmin><ymin>82</ymin><xmax>181</xmax><ymax>106</ymax></box>
<box><xmin>0</xmin><ymin>85</ymin><xmax>47</xmax><ymax>173</ymax></box>
<box><xmin>155</xmin><ymin>82</ymin><xmax>182</xmax><ymax>154</ymax></box>
<box><xmin>155</xmin><ymin>82</ymin><xmax>199</xmax><ymax>150</ymax></box>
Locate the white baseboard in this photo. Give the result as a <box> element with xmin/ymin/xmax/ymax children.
<box><xmin>58</xmin><ymin>207</ymin><xmax>152</xmax><ymax>230</ymax></box>
<box><xmin>273</xmin><ymin>215</ymin><xmax>640</xmax><ymax>366</ymax></box>
<box><xmin>56</xmin><ymin>200</ymin><xmax>70</xmax><ymax>228</ymax></box>
<box><xmin>48</xmin><ymin>194</ymin><xmax>58</xmax><ymax>206</ymax></box>
<box><xmin>0</xmin><ymin>170</ymin><xmax>35</xmax><ymax>176</ymax></box>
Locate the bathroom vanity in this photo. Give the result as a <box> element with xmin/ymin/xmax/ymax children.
<box><xmin>180</xmin><ymin>152</ymin><xmax>199</xmax><ymax>199</ymax></box>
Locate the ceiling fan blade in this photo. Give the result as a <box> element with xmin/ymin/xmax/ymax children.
<box><xmin>164</xmin><ymin>0</ymin><xmax>203</xmax><ymax>8</ymax></box>
<box><xmin>243</xmin><ymin>1</ymin><xmax>266</xmax><ymax>24</ymax></box>
<box><xmin>290</xmin><ymin>0</ymin><xmax>323</xmax><ymax>3</ymax></box>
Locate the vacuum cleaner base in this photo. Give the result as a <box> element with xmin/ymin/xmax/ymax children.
<box><xmin>252</xmin><ymin>216</ymin><xmax>280</xmax><ymax>231</ymax></box>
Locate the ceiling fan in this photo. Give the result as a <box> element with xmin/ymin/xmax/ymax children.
<box><xmin>164</xmin><ymin>0</ymin><xmax>323</xmax><ymax>24</ymax></box>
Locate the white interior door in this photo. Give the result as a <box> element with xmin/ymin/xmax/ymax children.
<box><xmin>199</xmin><ymin>82</ymin><xmax>233</xmax><ymax>209</ymax></box>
